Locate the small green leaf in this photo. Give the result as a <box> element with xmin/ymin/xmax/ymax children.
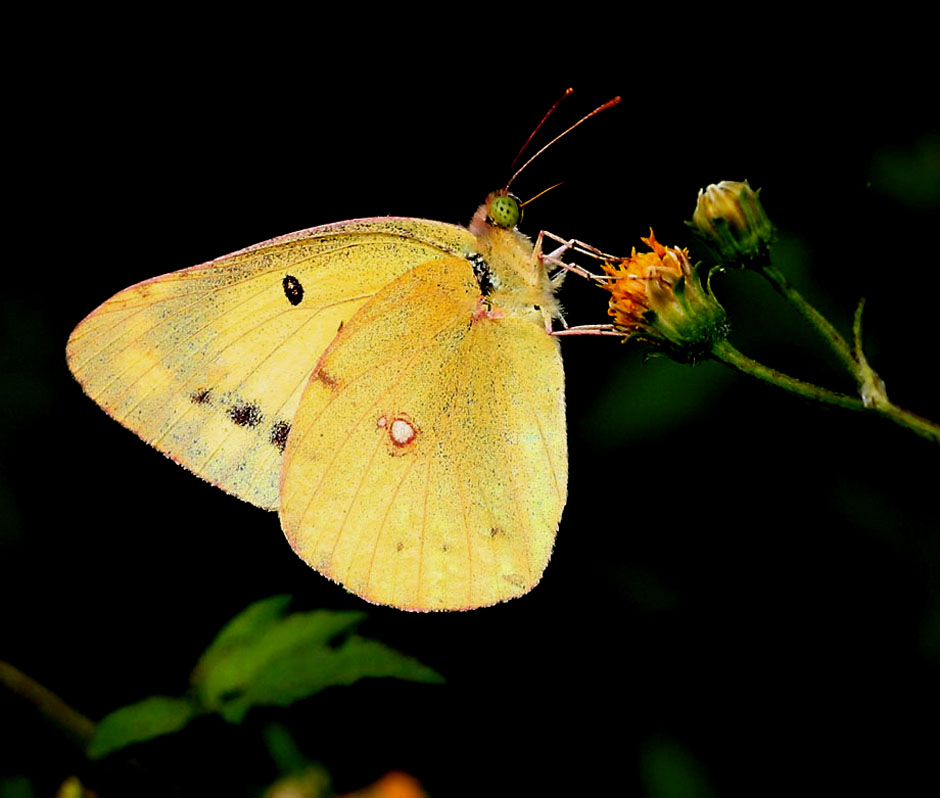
<box><xmin>191</xmin><ymin>600</ymin><xmax>443</xmax><ymax>723</ymax></box>
<box><xmin>88</xmin><ymin>696</ymin><xmax>197</xmax><ymax>759</ymax></box>
<box><xmin>234</xmin><ymin>635</ymin><xmax>444</xmax><ymax>715</ymax></box>
<box><xmin>193</xmin><ymin>606</ymin><xmax>365</xmax><ymax>717</ymax></box>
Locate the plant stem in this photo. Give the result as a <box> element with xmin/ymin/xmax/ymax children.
<box><xmin>869</xmin><ymin>399</ymin><xmax>940</xmax><ymax>446</ymax></box>
<box><xmin>0</xmin><ymin>659</ymin><xmax>95</xmax><ymax>746</ymax></box>
<box><xmin>759</xmin><ymin>262</ymin><xmax>859</xmax><ymax>379</ymax></box>
<box><xmin>710</xmin><ymin>340</ymin><xmax>865</xmax><ymax>411</ymax></box>
<box><xmin>711</xmin><ymin>340</ymin><xmax>940</xmax><ymax>446</ymax></box>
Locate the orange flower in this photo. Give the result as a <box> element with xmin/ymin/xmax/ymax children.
<box><xmin>602</xmin><ymin>232</ymin><xmax>687</xmax><ymax>334</ymax></box>
<box><xmin>337</xmin><ymin>771</ymin><xmax>427</xmax><ymax>798</ymax></box>
<box><xmin>601</xmin><ymin>231</ymin><xmax>728</xmax><ymax>361</ymax></box>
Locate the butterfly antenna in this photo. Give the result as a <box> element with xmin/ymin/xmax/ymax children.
<box><xmin>509</xmin><ymin>87</ymin><xmax>574</xmax><ymax>172</ymax></box>
<box><xmin>506</xmin><ymin>96</ymin><xmax>622</xmax><ymax>190</ymax></box>
<box><xmin>520</xmin><ymin>182</ymin><xmax>565</xmax><ymax>208</ymax></box>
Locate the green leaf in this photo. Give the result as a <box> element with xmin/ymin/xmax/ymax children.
<box><xmin>189</xmin><ymin>597</ymin><xmax>442</xmax><ymax>723</ymax></box>
<box><xmin>87</xmin><ymin>696</ymin><xmax>197</xmax><ymax>759</ymax></box>
<box><xmin>222</xmin><ymin>635</ymin><xmax>444</xmax><ymax>721</ymax></box>
<box><xmin>193</xmin><ymin>605</ymin><xmax>366</xmax><ymax>719</ymax></box>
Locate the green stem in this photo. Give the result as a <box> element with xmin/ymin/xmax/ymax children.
<box><xmin>710</xmin><ymin>340</ymin><xmax>865</xmax><ymax>411</ymax></box>
<box><xmin>0</xmin><ymin>659</ymin><xmax>95</xmax><ymax>746</ymax></box>
<box><xmin>868</xmin><ymin>397</ymin><xmax>940</xmax><ymax>446</ymax></box>
<box><xmin>758</xmin><ymin>262</ymin><xmax>859</xmax><ymax>380</ymax></box>
<box><xmin>711</xmin><ymin>340</ymin><xmax>940</xmax><ymax>446</ymax></box>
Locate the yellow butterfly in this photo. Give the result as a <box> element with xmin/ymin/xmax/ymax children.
<box><xmin>66</xmin><ymin>98</ymin><xmax>615</xmax><ymax>611</ymax></box>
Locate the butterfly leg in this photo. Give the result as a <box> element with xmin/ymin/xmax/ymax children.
<box><xmin>535</xmin><ymin>230</ymin><xmax>618</xmax><ymax>282</ymax></box>
<box><xmin>538</xmin><ymin>230</ymin><xmax>622</xmax><ymax>262</ymax></box>
<box><xmin>550</xmin><ymin>323</ymin><xmax>622</xmax><ymax>338</ymax></box>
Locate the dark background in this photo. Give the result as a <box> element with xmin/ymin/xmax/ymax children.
<box><xmin>3</xmin><ymin>18</ymin><xmax>938</xmax><ymax>797</ymax></box>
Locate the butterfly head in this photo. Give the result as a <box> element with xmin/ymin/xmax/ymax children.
<box><xmin>486</xmin><ymin>190</ymin><xmax>523</xmax><ymax>229</ymax></box>
<box><xmin>469</xmin><ymin>189</ymin><xmax>523</xmax><ymax>238</ymax></box>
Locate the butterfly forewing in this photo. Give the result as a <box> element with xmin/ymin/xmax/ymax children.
<box><xmin>66</xmin><ymin>219</ymin><xmax>475</xmax><ymax>509</ymax></box>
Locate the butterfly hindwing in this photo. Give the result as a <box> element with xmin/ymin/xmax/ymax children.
<box><xmin>279</xmin><ymin>255</ymin><xmax>567</xmax><ymax>610</ymax></box>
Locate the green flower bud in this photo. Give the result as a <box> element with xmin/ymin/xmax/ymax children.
<box><xmin>690</xmin><ymin>180</ymin><xmax>775</xmax><ymax>266</ymax></box>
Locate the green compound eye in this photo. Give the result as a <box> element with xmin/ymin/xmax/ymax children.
<box><xmin>488</xmin><ymin>193</ymin><xmax>522</xmax><ymax>229</ymax></box>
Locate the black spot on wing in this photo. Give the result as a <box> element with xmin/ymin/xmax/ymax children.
<box><xmin>269</xmin><ymin>420</ymin><xmax>291</xmax><ymax>452</ymax></box>
<box><xmin>229</xmin><ymin>402</ymin><xmax>263</xmax><ymax>428</ymax></box>
<box><xmin>283</xmin><ymin>274</ymin><xmax>304</xmax><ymax>306</ymax></box>
<box><xmin>190</xmin><ymin>388</ymin><xmax>212</xmax><ymax>405</ymax></box>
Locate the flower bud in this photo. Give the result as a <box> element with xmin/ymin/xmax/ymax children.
<box><xmin>690</xmin><ymin>180</ymin><xmax>775</xmax><ymax>265</ymax></box>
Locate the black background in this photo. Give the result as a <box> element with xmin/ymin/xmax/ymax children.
<box><xmin>3</xmin><ymin>16</ymin><xmax>939</xmax><ymax>797</ymax></box>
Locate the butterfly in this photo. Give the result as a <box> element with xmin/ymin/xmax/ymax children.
<box><xmin>66</xmin><ymin>97</ymin><xmax>616</xmax><ymax>611</ymax></box>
